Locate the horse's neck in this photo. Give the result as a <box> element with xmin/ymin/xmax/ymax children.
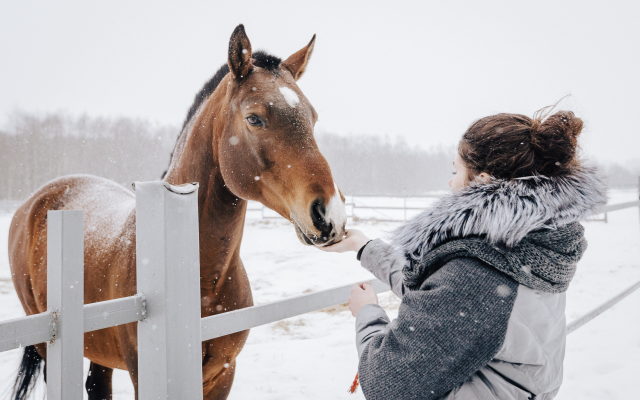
<box><xmin>163</xmin><ymin>104</ymin><xmax>248</xmax><ymax>290</ymax></box>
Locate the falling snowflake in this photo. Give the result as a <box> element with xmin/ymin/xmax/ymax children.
<box><xmin>496</xmin><ymin>285</ymin><xmax>511</xmax><ymax>297</ymax></box>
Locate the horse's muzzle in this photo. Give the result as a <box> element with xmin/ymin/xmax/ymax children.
<box><xmin>298</xmin><ymin>197</ymin><xmax>346</xmax><ymax>246</ymax></box>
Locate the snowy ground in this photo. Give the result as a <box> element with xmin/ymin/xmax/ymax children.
<box><xmin>0</xmin><ymin>190</ymin><xmax>639</xmax><ymax>399</ymax></box>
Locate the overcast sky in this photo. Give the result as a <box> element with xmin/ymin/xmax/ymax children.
<box><xmin>1</xmin><ymin>1</ymin><xmax>638</xmax><ymax>163</ymax></box>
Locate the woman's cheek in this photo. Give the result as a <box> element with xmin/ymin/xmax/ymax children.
<box><xmin>451</xmin><ymin>175</ymin><xmax>465</xmax><ymax>191</ymax></box>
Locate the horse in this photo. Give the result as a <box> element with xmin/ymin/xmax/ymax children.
<box><xmin>8</xmin><ymin>24</ymin><xmax>346</xmax><ymax>400</ymax></box>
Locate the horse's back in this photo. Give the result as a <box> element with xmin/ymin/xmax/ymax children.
<box><xmin>9</xmin><ymin>174</ymin><xmax>136</xmax><ymax>314</ymax></box>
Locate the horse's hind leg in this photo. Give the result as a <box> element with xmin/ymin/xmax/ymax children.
<box><xmin>85</xmin><ymin>362</ymin><xmax>113</xmax><ymax>400</ymax></box>
<box><xmin>117</xmin><ymin>323</ymin><xmax>139</xmax><ymax>400</ymax></box>
<box><xmin>34</xmin><ymin>342</ymin><xmax>47</xmax><ymax>383</ymax></box>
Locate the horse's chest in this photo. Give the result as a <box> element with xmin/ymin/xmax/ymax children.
<box><xmin>200</xmin><ymin>262</ymin><xmax>253</xmax><ymax>318</ymax></box>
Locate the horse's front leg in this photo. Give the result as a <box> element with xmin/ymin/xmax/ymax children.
<box><xmin>201</xmin><ymin>329</ymin><xmax>249</xmax><ymax>400</ymax></box>
<box><xmin>86</xmin><ymin>362</ymin><xmax>113</xmax><ymax>400</ymax></box>
<box><xmin>203</xmin><ymin>357</ymin><xmax>237</xmax><ymax>400</ymax></box>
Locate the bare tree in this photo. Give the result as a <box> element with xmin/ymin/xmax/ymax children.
<box><xmin>0</xmin><ymin>111</ymin><xmax>176</xmax><ymax>200</ymax></box>
<box><xmin>2</xmin><ymin>111</ymin><xmax>632</xmax><ymax>201</ymax></box>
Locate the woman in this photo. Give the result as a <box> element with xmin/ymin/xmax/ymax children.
<box><xmin>322</xmin><ymin>108</ymin><xmax>606</xmax><ymax>399</ymax></box>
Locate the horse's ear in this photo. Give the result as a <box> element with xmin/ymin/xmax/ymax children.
<box><xmin>281</xmin><ymin>34</ymin><xmax>316</xmax><ymax>81</ymax></box>
<box><xmin>228</xmin><ymin>24</ymin><xmax>253</xmax><ymax>80</ymax></box>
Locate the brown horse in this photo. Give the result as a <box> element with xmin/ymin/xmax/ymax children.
<box><xmin>9</xmin><ymin>24</ymin><xmax>346</xmax><ymax>400</ymax></box>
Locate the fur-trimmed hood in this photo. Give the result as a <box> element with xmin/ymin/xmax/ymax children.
<box><xmin>393</xmin><ymin>166</ymin><xmax>607</xmax><ymax>262</ymax></box>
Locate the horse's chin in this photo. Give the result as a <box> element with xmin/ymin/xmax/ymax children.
<box><xmin>294</xmin><ymin>223</ymin><xmax>315</xmax><ymax>246</ymax></box>
<box><xmin>294</xmin><ymin>223</ymin><xmax>343</xmax><ymax>247</ymax></box>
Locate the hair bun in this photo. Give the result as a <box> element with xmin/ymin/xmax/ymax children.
<box><xmin>540</xmin><ymin>110</ymin><xmax>582</xmax><ymax>139</ymax></box>
<box><xmin>530</xmin><ymin>110</ymin><xmax>582</xmax><ymax>174</ymax></box>
<box><xmin>460</xmin><ymin>106</ymin><xmax>583</xmax><ymax>180</ymax></box>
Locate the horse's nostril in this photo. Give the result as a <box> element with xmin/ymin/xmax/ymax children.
<box><xmin>311</xmin><ymin>198</ymin><xmax>324</xmax><ymax>222</ymax></box>
<box><xmin>310</xmin><ymin>198</ymin><xmax>332</xmax><ymax>237</ymax></box>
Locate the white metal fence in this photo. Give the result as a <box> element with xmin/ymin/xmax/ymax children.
<box><xmin>250</xmin><ymin>194</ymin><xmax>638</xmax><ymax>223</ymax></box>
<box><xmin>247</xmin><ymin>194</ymin><xmax>445</xmax><ymax>222</ymax></box>
<box><xmin>0</xmin><ymin>182</ymin><xmax>639</xmax><ymax>399</ymax></box>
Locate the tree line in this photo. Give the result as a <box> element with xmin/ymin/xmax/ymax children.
<box><xmin>0</xmin><ymin>112</ymin><xmax>175</xmax><ymax>200</ymax></box>
<box><xmin>0</xmin><ymin>111</ymin><xmax>636</xmax><ymax>201</ymax></box>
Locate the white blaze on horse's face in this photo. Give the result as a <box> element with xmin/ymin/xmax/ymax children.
<box><xmin>324</xmin><ymin>182</ymin><xmax>347</xmax><ymax>243</ymax></box>
<box><xmin>327</xmin><ymin>183</ymin><xmax>347</xmax><ymax>224</ymax></box>
<box><xmin>279</xmin><ymin>87</ymin><xmax>300</xmax><ymax>108</ymax></box>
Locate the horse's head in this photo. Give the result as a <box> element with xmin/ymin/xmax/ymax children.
<box><xmin>216</xmin><ymin>25</ymin><xmax>346</xmax><ymax>247</ymax></box>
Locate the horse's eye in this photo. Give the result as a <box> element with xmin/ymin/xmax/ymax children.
<box><xmin>246</xmin><ymin>115</ymin><xmax>263</xmax><ymax>127</ymax></box>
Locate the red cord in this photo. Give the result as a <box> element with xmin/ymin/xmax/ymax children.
<box><xmin>349</xmin><ymin>372</ymin><xmax>359</xmax><ymax>394</ymax></box>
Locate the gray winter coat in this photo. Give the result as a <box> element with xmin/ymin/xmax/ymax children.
<box><xmin>354</xmin><ymin>167</ymin><xmax>607</xmax><ymax>399</ymax></box>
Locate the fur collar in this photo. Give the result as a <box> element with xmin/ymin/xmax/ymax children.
<box><xmin>393</xmin><ymin>166</ymin><xmax>607</xmax><ymax>261</ymax></box>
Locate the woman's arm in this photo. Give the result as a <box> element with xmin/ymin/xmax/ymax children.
<box><xmin>359</xmin><ymin>239</ymin><xmax>407</xmax><ymax>297</ymax></box>
<box><xmin>355</xmin><ymin>303</ymin><xmax>390</xmax><ymax>358</ymax></box>
<box><xmin>346</xmin><ymin>283</ymin><xmax>391</xmax><ymax>358</ymax></box>
<box><xmin>357</xmin><ymin>257</ymin><xmax>519</xmax><ymax>400</ymax></box>
<box><xmin>320</xmin><ymin>230</ymin><xmax>407</xmax><ymax>297</ymax></box>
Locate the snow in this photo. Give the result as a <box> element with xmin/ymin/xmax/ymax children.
<box><xmin>279</xmin><ymin>87</ymin><xmax>300</xmax><ymax>108</ymax></box>
<box><xmin>0</xmin><ymin>190</ymin><xmax>639</xmax><ymax>399</ymax></box>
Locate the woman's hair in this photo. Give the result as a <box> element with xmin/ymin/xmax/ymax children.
<box><xmin>459</xmin><ymin>106</ymin><xmax>583</xmax><ymax>180</ymax></box>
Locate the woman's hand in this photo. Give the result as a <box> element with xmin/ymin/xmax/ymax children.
<box><xmin>348</xmin><ymin>283</ymin><xmax>378</xmax><ymax>317</ymax></box>
<box><xmin>319</xmin><ymin>229</ymin><xmax>371</xmax><ymax>253</ymax></box>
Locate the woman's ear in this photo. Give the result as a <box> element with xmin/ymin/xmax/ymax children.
<box><xmin>477</xmin><ymin>172</ymin><xmax>492</xmax><ymax>183</ymax></box>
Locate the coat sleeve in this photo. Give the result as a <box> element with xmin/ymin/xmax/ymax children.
<box><xmin>360</xmin><ymin>239</ymin><xmax>408</xmax><ymax>297</ymax></box>
<box><xmin>357</xmin><ymin>257</ymin><xmax>519</xmax><ymax>400</ymax></box>
<box><xmin>355</xmin><ymin>304</ymin><xmax>391</xmax><ymax>358</ymax></box>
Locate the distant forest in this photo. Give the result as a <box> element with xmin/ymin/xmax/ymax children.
<box><xmin>0</xmin><ymin>111</ymin><xmax>637</xmax><ymax>201</ymax></box>
<box><xmin>0</xmin><ymin>112</ymin><xmax>175</xmax><ymax>200</ymax></box>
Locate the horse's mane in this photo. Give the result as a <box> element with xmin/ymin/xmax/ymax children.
<box><xmin>181</xmin><ymin>50</ymin><xmax>282</xmax><ymax>132</ymax></box>
<box><xmin>162</xmin><ymin>51</ymin><xmax>282</xmax><ymax>178</ymax></box>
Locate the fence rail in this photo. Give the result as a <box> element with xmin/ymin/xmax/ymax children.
<box><xmin>201</xmin><ymin>279</ymin><xmax>389</xmax><ymax>341</ymax></box>
<box><xmin>0</xmin><ymin>312</ymin><xmax>51</xmax><ymax>353</ymax></box>
<box><xmin>0</xmin><ymin>295</ymin><xmax>145</xmax><ymax>353</ymax></box>
<box><xmin>249</xmin><ymin>198</ymin><xmax>640</xmax><ymax>223</ymax></box>
<box><xmin>1</xmin><ymin>184</ymin><xmax>639</xmax><ymax>399</ymax></box>
<box><xmin>602</xmin><ymin>200</ymin><xmax>640</xmax><ymax>213</ymax></box>
<box><xmin>567</xmin><ymin>279</ymin><xmax>640</xmax><ymax>334</ymax></box>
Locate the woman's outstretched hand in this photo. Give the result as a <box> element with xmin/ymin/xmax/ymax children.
<box><xmin>320</xmin><ymin>229</ymin><xmax>371</xmax><ymax>253</ymax></box>
<box><xmin>348</xmin><ymin>283</ymin><xmax>378</xmax><ymax>317</ymax></box>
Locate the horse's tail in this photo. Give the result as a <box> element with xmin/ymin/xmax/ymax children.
<box><xmin>12</xmin><ymin>345</ymin><xmax>43</xmax><ymax>400</ymax></box>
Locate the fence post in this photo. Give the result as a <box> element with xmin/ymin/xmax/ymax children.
<box><xmin>352</xmin><ymin>200</ymin><xmax>357</xmax><ymax>220</ymax></box>
<box><xmin>135</xmin><ymin>182</ymin><xmax>203</xmax><ymax>400</ymax></box>
<box><xmin>636</xmin><ymin>176</ymin><xmax>640</xmax><ymax>229</ymax></box>
<box><xmin>403</xmin><ymin>190</ymin><xmax>407</xmax><ymax>222</ymax></box>
<box><xmin>47</xmin><ymin>210</ymin><xmax>84</xmax><ymax>400</ymax></box>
